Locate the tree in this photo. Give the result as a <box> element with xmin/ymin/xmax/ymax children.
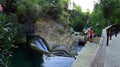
<box><xmin>110</xmin><ymin>0</ymin><xmax>120</xmax><ymax>23</ymax></box>
<box><xmin>90</xmin><ymin>0</ymin><xmax>120</xmax><ymax>36</ymax></box>
<box><xmin>100</xmin><ymin>0</ymin><xmax>118</xmax><ymax>26</ymax></box>
<box><xmin>89</xmin><ymin>2</ymin><xmax>106</xmax><ymax>36</ymax></box>
<box><xmin>68</xmin><ymin>5</ymin><xmax>86</xmax><ymax>32</ymax></box>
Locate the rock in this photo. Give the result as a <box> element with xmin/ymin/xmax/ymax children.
<box><xmin>68</xmin><ymin>40</ymin><xmax>78</xmax><ymax>55</ymax></box>
<box><xmin>52</xmin><ymin>50</ymin><xmax>68</xmax><ymax>57</ymax></box>
<box><xmin>34</xmin><ymin>19</ymin><xmax>79</xmax><ymax>56</ymax></box>
<box><xmin>13</xmin><ymin>35</ymin><xmax>27</xmax><ymax>45</ymax></box>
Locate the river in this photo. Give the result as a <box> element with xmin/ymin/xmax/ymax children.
<box><xmin>10</xmin><ymin>37</ymin><xmax>84</xmax><ymax>67</ymax></box>
<box><xmin>10</xmin><ymin>46</ymin><xmax>76</xmax><ymax>67</ymax></box>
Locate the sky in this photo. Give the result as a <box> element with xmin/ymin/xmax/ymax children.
<box><xmin>70</xmin><ymin>0</ymin><xmax>98</xmax><ymax>12</ymax></box>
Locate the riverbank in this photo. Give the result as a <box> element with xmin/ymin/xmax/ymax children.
<box><xmin>71</xmin><ymin>41</ymin><xmax>99</xmax><ymax>67</ymax></box>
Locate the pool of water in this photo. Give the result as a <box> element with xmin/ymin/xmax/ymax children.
<box><xmin>10</xmin><ymin>46</ymin><xmax>75</xmax><ymax>67</ymax></box>
<box><xmin>10</xmin><ymin>46</ymin><xmax>43</xmax><ymax>67</ymax></box>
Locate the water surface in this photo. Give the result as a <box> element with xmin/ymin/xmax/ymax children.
<box><xmin>10</xmin><ymin>46</ymin><xmax>75</xmax><ymax>67</ymax></box>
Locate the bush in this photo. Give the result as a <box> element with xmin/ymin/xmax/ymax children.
<box><xmin>0</xmin><ymin>13</ymin><xmax>22</xmax><ymax>66</ymax></box>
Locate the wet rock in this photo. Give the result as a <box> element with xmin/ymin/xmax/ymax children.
<box><xmin>13</xmin><ymin>35</ymin><xmax>27</xmax><ymax>45</ymax></box>
<box><xmin>52</xmin><ymin>50</ymin><xmax>68</xmax><ymax>57</ymax></box>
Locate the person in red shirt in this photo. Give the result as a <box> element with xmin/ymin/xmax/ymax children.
<box><xmin>89</xmin><ymin>28</ymin><xmax>93</xmax><ymax>42</ymax></box>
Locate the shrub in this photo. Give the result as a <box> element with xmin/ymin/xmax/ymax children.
<box><xmin>0</xmin><ymin>13</ymin><xmax>22</xmax><ymax>66</ymax></box>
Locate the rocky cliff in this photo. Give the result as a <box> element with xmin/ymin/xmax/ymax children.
<box><xmin>34</xmin><ymin>19</ymin><xmax>79</xmax><ymax>56</ymax></box>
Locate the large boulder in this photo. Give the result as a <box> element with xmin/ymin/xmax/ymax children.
<box><xmin>34</xmin><ymin>19</ymin><xmax>79</xmax><ymax>56</ymax></box>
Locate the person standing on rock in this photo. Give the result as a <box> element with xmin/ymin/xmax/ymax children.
<box><xmin>89</xmin><ymin>28</ymin><xmax>93</xmax><ymax>42</ymax></box>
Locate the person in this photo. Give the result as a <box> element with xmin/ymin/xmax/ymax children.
<box><xmin>89</xmin><ymin>28</ymin><xmax>93</xmax><ymax>42</ymax></box>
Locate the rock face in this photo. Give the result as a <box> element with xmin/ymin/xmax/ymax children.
<box><xmin>34</xmin><ymin>19</ymin><xmax>79</xmax><ymax>56</ymax></box>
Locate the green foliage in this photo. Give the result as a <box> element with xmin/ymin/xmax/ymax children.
<box><xmin>0</xmin><ymin>13</ymin><xmax>22</xmax><ymax>67</ymax></box>
<box><xmin>16</xmin><ymin>0</ymin><xmax>40</xmax><ymax>22</ymax></box>
<box><xmin>41</xmin><ymin>0</ymin><xmax>68</xmax><ymax>19</ymax></box>
<box><xmin>17</xmin><ymin>3</ymin><xmax>26</xmax><ymax>14</ymax></box>
<box><xmin>69</xmin><ymin>5</ymin><xmax>87</xmax><ymax>32</ymax></box>
<box><xmin>89</xmin><ymin>0</ymin><xmax>120</xmax><ymax>35</ymax></box>
<box><xmin>110</xmin><ymin>0</ymin><xmax>120</xmax><ymax>23</ymax></box>
<box><xmin>0</xmin><ymin>0</ymin><xmax>70</xmax><ymax>23</ymax></box>
<box><xmin>89</xmin><ymin>0</ymin><xmax>120</xmax><ymax>36</ymax></box>
<box><xmin>89</xmin><ymin>2</ymin><xmax>104</xmax><ymax>36</ymax></box>
<box><xmin>99</xmin><ymin>0</ymin><xmax>119</xmax><ymax>26</ymax></box>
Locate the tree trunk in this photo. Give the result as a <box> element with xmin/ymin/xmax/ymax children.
<box><xmin>106</xmin><ymin>16</ymin><xmax>110</xmax><ymax>26</ymax></box>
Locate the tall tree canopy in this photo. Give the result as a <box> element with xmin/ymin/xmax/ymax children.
<box><xmin>100</xmin><ymin>0</ymin><xmax>118</xmax><ymax>26</ymax></box>
<box><xmin>90</xmin><ymin>0</ymin><xmax>120</xmax><ymax>36</ymax></box>
<box><xmin>68</xmin><ymin>4</ymin><xmax>89</xmax><ymax>32</ymax></box>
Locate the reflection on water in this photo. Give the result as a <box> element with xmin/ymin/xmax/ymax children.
<box><xmin>10</xmin><ymin>46</ymin><xmax>43</xmax><ymax>67</ymax></box>
<box><xmin>10</xmin><ymin>46</ymin><xmax>75</xmax><ymax>67</ymax></box>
